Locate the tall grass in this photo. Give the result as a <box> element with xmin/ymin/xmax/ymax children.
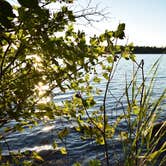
<box><xmin>120</xmin><ymin>58</ymin><xmax>166</xmax><ymax>166</ymax></box>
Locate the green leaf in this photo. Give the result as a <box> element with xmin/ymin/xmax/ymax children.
<box><xmin>83</xmin><ymin>97</ymin><xmax>96</xmax><ymax>108</ymax></box>
<box><xmin>18</xmin><ymin>0</ymin><xmax>38</xmax><ymax>8</ymax></box>
<box><xmin>60</xmin><ymin>147</ymin><xmax>67</xmax><ymax>155</ymax></box>
<box><xmin>107</xmin><ymin>56</ymin><xmax>113</xmax><ymax>63</ymax></box>
<box><xmin>32</xmin><ymin>152</ymin><xmax>44</xmax><ymax>161</ymax></box>
<box><xmin>103</xmin><ymin>72</ymin><xmax>109</xmax><ymax>80</ymax></box>
<box><xmin>120</xmin><ymin>132</ymin><xmax>128</xmax><ymax>140</ymax></box>
<box><xmin>36</xmin><ymin>103</ymin><xmax>52</xmax><ymax>112</ymax></box>
<box><xmin>58</xmin><ymin>127</ymin><xmax>69</xmax><ymax>139</ymax></box>
<box><xmin>93</xmin><ymin>76</ymin><xmax>101</xmax><ymax>83</ymax></box>
<box><xmin>147</xmin><ymin>151</ymin><xmax>160</xmax><ymax>162</ymax></box>
<box><xmin>73</xmin><ymin>162</ymin><xmax>81</xmax><ymax>166</ymax></box>
<box><xmin>130</xmin><ymin>54</ymin><xmax>136</xmax><ymax>62</ymax></box>
<box><xmin>52</xmin><ymin>140</ymin><xmax>58</xmax><ymax>149</ymax></box>
<box><xmin>88</xmin><ymin>159</ymin><xmax>101</xmax><ymax>166</ymax></box>
<box><xmin>132</xmin><ymin>106</ymin><xmax>140</xmax><ymax>115</ymax></box>
<box><xmin>114</xmin><ymin>23</ymin><xmax>125</xmax><ymax>39</ymax></box>
<box><xmin>96</xmin><ymin>137</ymin><xmax>105</xmax><ymax>145</ymax></box>
<box><xmin>106</xmin><ymin>125</ymin><xmax>115</xmax><ymax>138</ymax></box>
<box><xmin>122</xmin><ymin>52</ymin><xmax>129</xmax><ymax>60</ymax></box>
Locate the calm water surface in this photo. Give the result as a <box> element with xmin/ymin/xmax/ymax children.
<box><xmin>0</xmin><ymin>54</ymin><xmax>166</xmax><ymax>165</ymax></box>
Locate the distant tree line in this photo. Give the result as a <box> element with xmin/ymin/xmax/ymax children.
<box><xmin>104</xmin><ymin>46</ymin><xmax>166</xmax><ymax>54</ymax></box>
<box><xmin>133</xmin><ymin>46</ymin><xmax>166</xmax><ymax>54</ymax></box>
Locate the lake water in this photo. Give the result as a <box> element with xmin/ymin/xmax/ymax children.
<box><xmin>0</xmin><ymin>54</ymin><xmax>166</xmax><ymax>165</ymax></box>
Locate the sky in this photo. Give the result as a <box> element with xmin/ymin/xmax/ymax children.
<box><xmin>8</xmin><ymin>0</ymin><xmax>166</xmax><ymax>47</ymax></box>
<box><xmin>76</xmin><ymin>0</ymin><xmax>166</xmax><ymax>47</ymax></box>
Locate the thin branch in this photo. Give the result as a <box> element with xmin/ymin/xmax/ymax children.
<box><xmin>1</xmin><ymin>43</ymin><xmax>25</xmax><ymax>78</ymax></box>
<box><xmin>74</xmin><ymin>2</ymin><xmax>110</xmax><ymax>26</ymax></box>
<box><xmin>1</xmin><ymin>135</ymin><xmax>13</xmax><ymax>160</ymax></box>
<box><xmin>75</xmin><ymin>8</ymin><xmax>109</xmax><ymax>25</ymax></box>
<box><xmin>78</xmin><ymin>92</ymin><xmax>104</xmax><ymax>135</ymax></box>
<box><xmin>0</xmin><ymin>35</ymin><xmax>12</xmax><ymax>79</ymax></box>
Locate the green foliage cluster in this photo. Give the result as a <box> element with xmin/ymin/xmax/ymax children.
<box><xmin>0</xmin><ymin>0</ymin><xmax>130</xmax><ymax>129</ymax></box>
<box><xmin>0</xmin><ymin>0</ymin><xmax>165</xmax><ymax>166</ymax></box>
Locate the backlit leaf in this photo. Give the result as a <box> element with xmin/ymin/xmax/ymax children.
<box><xmin>32</xmin><ymin>152</ymin><xmax>44</xmax><ymax>161</ymax></box>
<box><xmin>96</xmin><ymin>137</ymin><xmax>105</xmax><ymax>145</ymax></box>
<box><xmin>58</xmin><ymin>127</ymin><xmax>69</xmax><ymax>139</ymax></box>
<box><xmin>60</xmin><ymin>147</ymin><xmax>67</xmax><ymax>155</ymax></box>
<box><xmin>132</xmin><ymin>106</ymin><xmax>140</xmax><ymax>115</ymax></box>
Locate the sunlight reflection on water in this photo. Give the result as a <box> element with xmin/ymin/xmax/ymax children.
<box><xmin>41</xmin><ymin>125</ymin><xmax>55</xmax><ymax>132</ymax></box>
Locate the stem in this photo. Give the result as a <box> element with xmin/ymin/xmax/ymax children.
<box><xmin>125</xmin><ymin>74</ymin><xmax>132</xmax><ymax>140</ymax></box>
<box><xmin>79</xmin><ymin>93</ymin><xmax>104</xmax><ymax>134</ymax></box>
<box><xmin>2</xmin><ymin>136</ymin><xmax>13</xmax><ymax>160</ymax></box>
<box><xmin>103</xmin><ymin>70</ymin><xmax>112</xmax><ymax>165</ymax></box>
<box><xmin>140</xmin><ymin>60</ymin><xmax>145</xmax><ymax>107</ymax></box>
<box><xmin>2</xmin><ymin>43</ymin><xmax>25</xmax><ymax>77</ymax></box>
<box><xmin>78</xmin><ymin>92</ymin><xmax>110</xmax><ymax>165</ymax></box>
<box><xmin>135</xmin><ymin>60</ymin><xmax>145</xmax><ymax>165</ymax></box>
<box><xmin>0</xmin><ymin>38</ymin><xmax>12</xmax><ymax>80</ymax></box>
